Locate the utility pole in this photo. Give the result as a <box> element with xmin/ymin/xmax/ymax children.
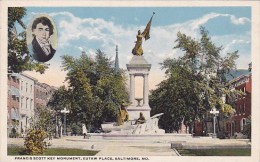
<box><xmin>61</xmin><ymin>108</ymin><xmax>70</xmax><ymax>136</ymax></box>
<box><xmin>210</xmin><ymin>107</ymin><xmax>219</xmax><ymax>138</ymax></box>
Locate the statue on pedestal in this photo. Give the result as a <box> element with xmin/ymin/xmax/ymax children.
<box><xmin>132</xmin><ymin>12</ymin><xmax>155</xmax><ymax>56</ymax></box>
<box><xmin>117</xmin><ymin>100</ymin><xmax>130</xmax><ymax>125</ymax></box>
<box><xmin>135</xmin><ymin>112</ymin><xmax>146</xmax><ymax>124</ymax></box>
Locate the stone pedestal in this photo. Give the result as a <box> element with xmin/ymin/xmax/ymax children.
<box><xmin>126</xmin><ymin>55</ymin><xmax>151</xmax><ymax>120</ymax></box>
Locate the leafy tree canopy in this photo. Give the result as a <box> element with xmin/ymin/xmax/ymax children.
<box><xmin>150</xmin><ymin>27</ymin><xmax>241</xmax><ymax>133</ymax></box>
<box><xmin>30</xmin><ymin>105</ymin><xmax>55</xmax><ymax>133</ymax></box>
<box><xmin>48</xmin><ymin>50</ymin><xmax>129</xmax><ymax>129</ymax></box>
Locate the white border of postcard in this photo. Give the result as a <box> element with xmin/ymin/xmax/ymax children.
<box><xmin>1</xmin><ymin>1</ymin><xmax>259</xmax><ymax>162</ymax></box>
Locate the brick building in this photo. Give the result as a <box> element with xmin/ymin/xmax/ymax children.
<box><xmin>35</xmin><ymin>82</ymin><xmax>57</xmax><ymax>108</ymax></box>
<box><xmin>225</xmin><ymin>74</ymin><xmax>251</xmax><ymax>137</ymax></box>
<box><xmin>7</xmin><ymin>73</ymin><xmax>21</xmax><ymax>137</ymax></box>
<box><xmin>193</xmin><ymin>73</ymin><xmax>251</xmax><ymax>138</ymax></box>
<box><xmin>7</xmin><ymin>73</ymin><xmax>56</xmax><ymax>137</ymax></box>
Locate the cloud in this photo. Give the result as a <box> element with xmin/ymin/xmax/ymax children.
<box><xmin>29</xmin><ymin>11</ymin><xmax>250</xmax><ymax>91</ymax></box>
<box><xmin>49</xmin><ymin>12</ymin><xmax>121</xmax><ymax>48</ymax></box>
<box><xmin>189</xmin><ymin>12</ymin><xmax>250</xmax><ymax>30</ymax></box>
<box><xmin>230</xmin><ymin>15</ymin><xmax>250</xmax><ymax>25</ymax></box>
<box><xmin>190</xmin><ymin>13</ymin><xmax>221</xmax><ymax>30</ymax></box>
<box><xmin>211</xmin><ymin>32</ymin><xmax>251</xmax><ymax>57</ymax></box>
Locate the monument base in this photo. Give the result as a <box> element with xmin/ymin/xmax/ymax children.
<box><xmin>101</xmin><ymin>113</ymin><xmax>165</xmax><ymax>135</ymax></box>
<box><xmin>127</xmin><ymin>105</ymin><xmax>151</xmax><ymax>121</ymax></box>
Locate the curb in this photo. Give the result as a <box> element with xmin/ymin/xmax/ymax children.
<box><xmin>172</xmin><ymin>148</ymin><xmax>181</xmax><ymax>156</ymax></box>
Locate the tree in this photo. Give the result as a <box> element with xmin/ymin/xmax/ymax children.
<box><xmin>30</xmin><ymin>105</ymin><xmax>56</xmax><ymax>134</ymax></box>
<box><xmin>47</xmin><ymin>86</ymin><xmax>71</xmax><ymax>112</ymax></box>
<box><xmin>8</xmin><ymin>7</ymin><xmax>49</xmax><ymax>74</ymax></box>
<box><xmin>47</xmin><ymin>86</ymin><xmax>72</xmax><ymax>137</ymax></box>
<box><xmin>150</xmin><ymin>59</ymin><xmax>206</xmax><ymax>133</ymax></box>
<box><xmin>150</xmin><ymin>27</ymin><xmax>241</xmax><ymax>133</ymax></box>
<box><xmin>48</xmin><ymin>50</ymin><xmax>129</xmax><ymax>131</ymax></box>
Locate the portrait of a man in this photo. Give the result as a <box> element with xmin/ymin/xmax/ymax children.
<box><xmin>27</xmin><ymin>16</ymin><xmax>57</xmax><ymax>62</ymax></box>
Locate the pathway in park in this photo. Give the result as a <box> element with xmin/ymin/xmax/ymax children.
<box><xmin>7</xmin><ymin>135</ymin><xmax>250</xmax><ymax>156</ymax></box>
<box><xmin>7</xmin><ymin>136</ymin><xmax>177</xmax><ymax>156</ymax></box>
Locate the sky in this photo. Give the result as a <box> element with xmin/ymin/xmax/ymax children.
<box><xmin>21</xmin><ymin>7</ymin><xmax>251</xmax><ymax>97</ymax></box>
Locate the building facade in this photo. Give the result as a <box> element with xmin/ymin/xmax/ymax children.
<box><xmin>35</xmin><ymin>82</ymin><xmax>57</xmax><ymax>108</ymax></box>
<box><xmin>7</xmin><ymin>73</ymin><xmax>21</xmax><ymax>137</ymax></box>
<box><xmin>225</xmin><ymin>74</ymin><xmax>251</xmax><ymax>138</ymax></box>
<box><xmin>193</xmin><ymin>74</ymin><xmax>251</xmax><ymax>138</ymax></box>
<box><xmin>19</xmin><ymin>73</ymin><xmax>37</xmax><ymax>135</ymax></box>
<box><xmin>7</xmin><ymin>72</ymin><xmax>56</xmax><ymax>137</ymax></box>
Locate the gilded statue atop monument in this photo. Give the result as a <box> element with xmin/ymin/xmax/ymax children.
<box><xmin>132</xmin><ymin>12</ymin><xmax>155</xmax><ymax>56</ymax></box>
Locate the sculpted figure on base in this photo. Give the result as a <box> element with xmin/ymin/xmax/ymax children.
<box><xmin>135</xmin><ymin>112</ymin><xmax>146</xmax><ymax>124</ymax></box>
<box><xmin>132</xmin><ymin>12</ymin><xmax>155</xmax><ymax>56</ymax></box>
<box><xmin>117</xmin><ymin>100</ymin><xmax>130</xmax><ymax>126</ymax></box>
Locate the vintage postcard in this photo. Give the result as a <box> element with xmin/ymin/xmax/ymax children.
<box><xmin>0</xmin><ymin>1</ymin><xmax>259</xmax><ymax>162</ymax></box>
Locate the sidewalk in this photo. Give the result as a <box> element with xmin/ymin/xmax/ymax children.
<box><xmin>7</xmin><ymin>136</ymin><xmax>178</xmax><ymax>156</ymax></box>
<box><xmin>7</xmin><ymin>136</ymin><xmax>250</xmax><ymax>156</ymax></box>
<box><xmin>95</xmin><ymin>141</ymin><xmax>177</xmax><ymax>156</ymax></box>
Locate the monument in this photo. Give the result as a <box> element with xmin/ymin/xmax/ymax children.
<box><xmin>101</xmin><ymin>13</ymin><xmax>166</xmax><ymax>135</ymax></box>
<box><xmin>126</xmin><ymin>55</ymin><xmax>151</xmax><ymax>120</ymax></box>
<box><xmin>127</xmin><ymin>12</ymin><xmax>154</xmax><ymax>120</ymax></box>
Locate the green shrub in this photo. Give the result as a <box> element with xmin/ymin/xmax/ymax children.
<box><xmin>24</xmin><ymin>129</ymin><xmax>48</xmax><ymax>155</ymax></box>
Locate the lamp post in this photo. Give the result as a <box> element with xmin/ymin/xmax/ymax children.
<box><xmin>210</xmin><ymin>107</ymin><xmax>219</xmax><ymax>138</ymax></box>
<box><xmin>61</xmin><ymin>108</ymin><xmax>69</xmax><ymax>136</ymax></box>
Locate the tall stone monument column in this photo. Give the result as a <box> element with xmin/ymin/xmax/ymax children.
<box><xmin>126</xmin><ymin>55</ymin><xmax>151</xmax><ymax>120</ymax></box>
<box><xmin>143</xmin><ymin>74</ymin><xmax>149</xmax><ymax>106</ymax></box>
<box><xmin>129</xmin><ymin>74</ymin><xmax>135</xmax><ymax>105</ymax></box>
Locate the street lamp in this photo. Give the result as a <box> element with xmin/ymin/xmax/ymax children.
<box><xmin>61</xmin><ymin>108</ymin><xmax>70</xmax><ymax>136</ymax></box>
<box><xmin>210</xmin><ymin>107</ymin><xmax>219</xmax><ymax>138</ymax></box>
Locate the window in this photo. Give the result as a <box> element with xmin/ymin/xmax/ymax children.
<box><xmin>26</xmin><ymin>83</ymin><xmax>28</xmax><ymax>92</ymax></box>
<box><xmin>30</xmin><ymin>99</ymin><xmax>33</xmax><ymax>110</ymax></box>
<box><xmin>243</xmin><ymin>118</ymin><xmax>246</xmax><ymax>125</ymax></box>
<box><xmin>243</xmin><ymin>103</ymin><xmax>246</xmax><ymax>113</ymax></box>
<box><xmin>21</xmin><ymin>81</ymin><xmax>23</xmax><ymax>90</ymax></box>
<box><xmin>236</xmin><ymin>121</ymin><xmax>240</xmax><ymax>132</ymax></box>
<box><xmin>26</xmin><ymin>98</ymin><xmax>28</xmax><ymax>109</ymax></box>
<box><xmin>243</xmin><ymin>87</ymin><xmax>246</xmax><ymax>93</ymax></box>
<box><xmin>241</xmin><ymin>118</ymin><xmax>246</xmax><ymax>131</ymax></box>
<box><xmin>30</xmin><ymin>85</ymin><xmax>32</xmax><ymax>93</ymax></box>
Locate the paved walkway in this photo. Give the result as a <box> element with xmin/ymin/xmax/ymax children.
<box><xmin>95</xmin><ymin>142</ymin><xmax>176</xmax><ymax>156</ymax></box>
<box><xmin>8</xmin><ymin>136</ymin><xmax>177</xmax><ymax>156</ymax></box>
<box><xmin>7</xmin><ymin>135</ymin><xmax>250</xmax><ymax>156</ymax></box>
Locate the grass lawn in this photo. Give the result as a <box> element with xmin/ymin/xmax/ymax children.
<box><xmin>177</xmin><ymin>148</ymin><xmax>251</xmax><ymax>156</ymax></box>
<box><xmin>8</xmin><ymin>147</ymin><xmax>99</xmax><ymax>156</ymax></box>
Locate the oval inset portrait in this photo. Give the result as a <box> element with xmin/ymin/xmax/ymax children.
<box><xmin>26</xmin><ymin>14</ymin><xmax>58</xmax><ymax>62</ymax></box>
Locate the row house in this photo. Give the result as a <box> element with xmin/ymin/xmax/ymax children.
<box><xmin>19</xmin><ymin>73</ymin><xmax>37</xmax><ymax>135</ymax></box>
<box><xmin>225</xmin><ymin>74</ymin><xmax>251</xmax><ymax>138</ymax></box>
<box><xmin>7</xmin><ymin>73</ymin><xmax>37</xmax><ymax>136</ymax></box>
<box><xmin>193</xmin><ymin>74</ymin><xmax>251</xmax><ymax>138</ymax></box>
<box><xmin>7</xmin><ymin>73</ymin><xmax>20</xmax><ymax>136</ymax></box>
<box><xmin>7</xmin><ymin>73</ymin><xmax>56</xmax><ymax>137</ymax></box>
<box><xmin>35</xmin><ymin>82</ymin><xmax>57</xmax><ymax>108</ymax></box>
